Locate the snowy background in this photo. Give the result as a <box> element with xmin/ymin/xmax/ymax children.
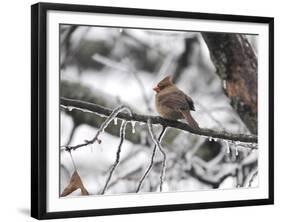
<box><xmin>59</xmin><ymin>25</ymin><xmax>258</xmax><ymax>196</ymax></box>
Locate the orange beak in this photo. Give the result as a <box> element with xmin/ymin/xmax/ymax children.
<box><xmin>153</xmin><ymin>86</ymin><xmax>160</xmax><ymax>93</ymax></box>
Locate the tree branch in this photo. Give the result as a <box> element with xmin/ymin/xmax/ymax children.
<box><xmin>101</xmin><ymin>120</ymin><xmax>128</xmax><ymax>194</ymax></box>
<box><xmin>63</xmin><ymin>104</ymin><xmax>132</xmax><ymax>151</ymax></box>
<box><xmin>147</xmin><ymin>119</ymin><xmax>167</xmax><ymax>192</ymax></box>
<box><xmin>136</xmin><ymin>125</ymin><xmax>167</xmax><ymax>193</ymax></box>
<box><xmin>61</xmin><ymin>97</ymin><xmax>257</xmax><ymax>144</ymax></box>
<box><xmin>61</xmin><ymin>80</ymin><xmax>152</xmax><ymax>146</ymax></box>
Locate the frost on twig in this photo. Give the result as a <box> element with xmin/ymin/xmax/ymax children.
<box><xmin>136</xmin><ymin>123</ymin><xmax>167</xmax><ymax>193</ymax></box>
<box><xmin>101</xmin><ymin>120</ymin><xmax>128</xmax><ymax>194</ymax></box>
<box><xmin>147</xmin><ymin>118</ymin><xmax>167</xmax><ymax>192</ymax></box>
<box><xmin>63</xmin><ymin>104</ymin><xmax>133</xmax><ymax>151</ymax></box>
<box><xmin>247</xmin><ymin>168</ymin><xmax>258</xmax><ymax>187</ymax></box>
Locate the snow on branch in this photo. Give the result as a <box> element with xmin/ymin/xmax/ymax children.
<box><xmin>61</xmin><ymin>97</ymin><xmax>258</xmax><ymax>145</ymax></box>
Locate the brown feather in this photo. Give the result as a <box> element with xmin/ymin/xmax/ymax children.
<box><xmin>154</xmin><ymin>76</ymin><xmax>199</xmax><ymax>129</ymax></box>
<box><xmin>180</xmin><ymin>110</ymin><xmax>199</xmax><ymax>130</ymax></box>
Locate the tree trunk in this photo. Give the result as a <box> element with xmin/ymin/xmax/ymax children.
<box><xmin>202</xmin><ymin>33</ymin><xmax>257</xmax><ymax>134</ymax></box>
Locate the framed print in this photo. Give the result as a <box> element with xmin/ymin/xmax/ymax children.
<box><xmin>31</xmin><ymin>2</ymin><xmax>274</xmax><ymax>220</ymax></box>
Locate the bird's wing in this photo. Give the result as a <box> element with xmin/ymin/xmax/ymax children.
<box><xmin>158</xmin><ymin>90</ymin><xmax>194</xmax><ymax>110</ymax></box>
<box><xmin>185</xmin><ymin>95</ymin><xmax>195</xmax><ymax>111</ymax></box>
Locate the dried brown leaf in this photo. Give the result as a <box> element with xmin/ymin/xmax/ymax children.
<box><xmin>61</xmin><ymin>170</ymin><xmax>89</xmax><ymax>197</ymax></box>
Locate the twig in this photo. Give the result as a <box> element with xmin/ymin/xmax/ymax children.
<box><xmin>101</xmin><ymin>120</ymin><xmax>128</xmax><ymax>194</ymax></box>
<box><xmin>65</xmin><ymin>122</ymin><xmax>78</xmax><ymax>146</ymax></box>
<box><xmin>248</xmin><ymin>169</ymin><xmax>258</xmax><ymax>187</ymax></box>
<box><xmin>136</xmin><ymin>146</ymin><xmax>157</xmax><ymax>192</ymax></box>
<box><xmin>63</xmin><ymin>103</ymin><xmax>132</xmax><ymax>151</ymax></box>
<box><xmin>136</xmin><ymin>125</ymin><xmax>167</xmax><ymax>193</ymax></box>
<box><xmin>104</xmin><ymin>167</ymin><xmax>143</xmax><ymax>191</ymax></box>
<box><xmin>68</xmin><ymin>150</ymin><xmax>77</xmax><ymax>172</ymax></box>
<box><xmin>147</xmin><ymin>119</ymin><xmax>167</xmax><ymax>192</ymax></box>
<box><xmin>61</xmin><ymin>97</ymin><xmax>258</xmax><ymax>144</ymax></box>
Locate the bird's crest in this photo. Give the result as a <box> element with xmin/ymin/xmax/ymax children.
<box><xmin>158</xmin><ymin>76</ymin><xmax>172</xmax><ymax>87</ymax></box>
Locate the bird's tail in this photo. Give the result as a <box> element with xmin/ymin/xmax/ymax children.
<box><xmin>180</xmin><ymin>110</ymin><xmax>200</xmax><ymax>130</ymax></box>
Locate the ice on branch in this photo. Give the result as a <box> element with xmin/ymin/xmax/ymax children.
<box><xmin>225</xmin><ymin>140</ymin><xmax>230</xmax><ymax>153</ymax></box>
<box><xmin>147</xmin><ymin>118</ymin><xmax>167</xmax><ymax>192</ymax></box>
<box><xmin>114</xmin><ymin>118</ymin><xmax>118</xmax><ymax>125</ymax></box>
<box><xmin>131</xmin><ymin>121</ymin><xmax>136</xmax><ymax>134</ymax></box>
<box><xmin>101</xmin><ymin>120</ymin><xmax>128</xmax><ymax>194</ymax></box>
<box><xmin>60</xmin><ymin>97</ymin><xmax>258</xmax><ymax>144</ymax></box>
<box><xmin>136</xmin><ymin>125</ymin><xmax>167</xmax><ymax>193</ymax></box>
<box><xmin>63</xmin><ymin>104</ymin><xmax>133</xmax><ymax>151</ymax></box>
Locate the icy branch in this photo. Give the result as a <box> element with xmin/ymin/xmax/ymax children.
<box><xmin>147</xmin><ymin>119</ymin><xmax>167</xmax><ymax>192</ymax></box>
<box><xmin>61</xmin><ymin>97</ymin><xmax>258</xmax><ymax>144</ymax></box>
<box><xmin>63</xmin><ymin>102</ymin><xmax>132</xmax><ymax>151</ymax></box>
<box><xmin>247</xmin><ymin>169</ymin><xmax>258</xmax><ymax>187</ymax></box>
<box><xmin>101</xmin><ymin>120</ymin><xmax>128</xmax><ymax>194</ymax></box>
<box><xmin>136</xmin><ymin>125</ymin><xmax>167</xmax><ymax>193</ymax></box>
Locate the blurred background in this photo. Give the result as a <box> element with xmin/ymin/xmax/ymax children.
<box><xmin>59</xmin><ymin>24</ymin><xmax>258</xmax><ymax>196</ymax></box>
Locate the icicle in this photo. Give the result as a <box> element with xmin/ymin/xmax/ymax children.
<box><xmin>235</xmin><ymin>146</ymin><xmax>239</xmax><ymax>156</ymax></box>
<box><xmin>235</xmin><ymin>141</ymin><xmax>241</xmax><ymax>146</ymax></box>
<box><xmin>114</xmin><ymin>118</ymin><xmax>118</xmax><ymax>125</ymax></box>
<box><xmin>67</xmin><ymin>106</ymin><xmax>74</xmax><ymax>111</ymax></box>
<box><xmin>225</xmin><ymin>140</ymin><xmax>230</xmax><ymax>153</ymax></box>
<box><xmin>98</xmin><ymin>105</ymin><xmax>132</xmax><ymax>134</ymax></box>
<box><xmin>131</xmin><ymin>121</ymin><xmax>136</xmax><ymax>134</ymax></box>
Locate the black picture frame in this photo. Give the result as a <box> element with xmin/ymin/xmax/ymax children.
<box><xmin>31</xmin><ymin>2</ymin><xmax>274</xmax><ymax>220</ymax></box>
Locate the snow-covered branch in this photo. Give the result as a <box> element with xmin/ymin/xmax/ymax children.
<box><xmin>61</xmin><ymin>97</ymin><xmax>258</xmax><ymax>145</ymax></box>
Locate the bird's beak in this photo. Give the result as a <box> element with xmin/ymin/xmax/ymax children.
<box><xmin>153</xmin><ymin>86</ymin><xmax>160</xmax><ymax>93</ymax></box>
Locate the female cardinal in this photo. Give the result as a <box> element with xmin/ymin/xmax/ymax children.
<box><xmin>153</xmin><ymin>76</ymin><xmax>200</xmax><ymax>130</ymax></box>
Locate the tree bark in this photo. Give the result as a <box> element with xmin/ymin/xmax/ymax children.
<box><xmin>202</xmin><ymin>33</ymin><xmax>257</xmax><ymax>134</ymax></box>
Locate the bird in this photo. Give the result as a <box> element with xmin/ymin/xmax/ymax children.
<box><xmin>153</xmin><ymin>76</ymin><xmax>200</xmax><ymax>130</ymax></box>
